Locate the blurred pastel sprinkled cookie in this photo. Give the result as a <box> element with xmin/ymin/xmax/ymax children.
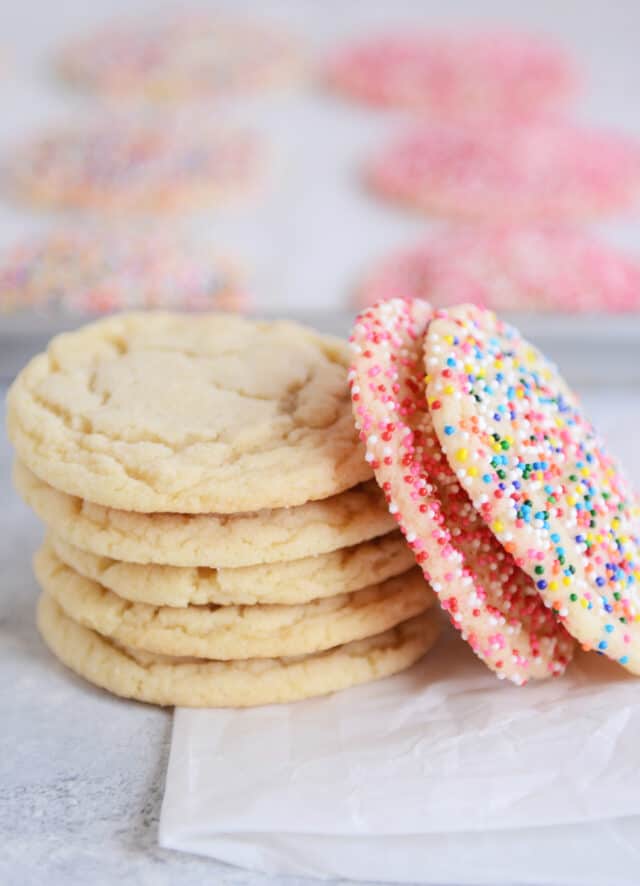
<box><xmin>10</xmin><ymin>116</ymin><xmax>263</xmax><ymax>213</ymax></box>
<box><xmin>48</xmin><ymin>530</ymin><xmax>414</xmax><ymax>607</ymax></box>
<box><xmin>8</xmin><ymin>313</ymin><xmax>371</xmax><ymax>513</ymax></box>
<box><xmin>14</xmin><ymin>464</ymin><xmax>393</xmax><ymax>568</ymax></box>
<box><xmin>349</xmin><ymin>298</ymin><xmax>574</xmax><ymax>683</ymax></box>
<box><xmin>328</xmin><ymin>30</ymin><xmax>577</xmax><ymax>120</ymax></box>
<box><xmin>58</xmin><ymin>14</ymin><xmax>304</xmax><ymax>102</ymax></box>
<box><xmin>358</xmin><ymin>227</ymin><xmax>640</xmax><ymax>314</ymax></box>
<box><xmin>0</xmin><ymin>227</ymin><xmax>247</xmax><ymax>315</ymax></box>
<box><xmin>425</xmin><ymin>303</ymin><xmax>640</xmax><ymax>673</ymax></box>
<box><xmin>367</xmin><ymin>122</ymin><xmax>640</xmax><ymax>222</ymax></box>
<box><xmin>35</xmin><ymin>543</ymin><xmax>435</xmax><ymax>660</ymax></box>
<box><xmin>37</xmin><ymin>593</ymin><xmax>441</xmax><ymax>707</ymax></box>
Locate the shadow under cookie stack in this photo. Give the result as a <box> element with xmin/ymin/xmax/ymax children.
<box><xmin>7</xmin><ymin>312</ymin><xmax>441</xmax><ymax>707</ymax></box>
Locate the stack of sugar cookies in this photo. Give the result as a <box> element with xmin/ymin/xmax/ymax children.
<box><xmin>7</xmin><ymin>312</ymin><xmax>441</xmax><ymax>707</ymax></box>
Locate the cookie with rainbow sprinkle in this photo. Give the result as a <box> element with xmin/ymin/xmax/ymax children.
<box><xmin>425</xmin><ymin>303</ymin><xmax>640</xmax><ymax>673</ymax></box>
<box><xmin>58</xmin><ymin>14</ymin><xmax>304</xmax><ymax>102</ymax></box>
<box><xmin>349</xmin><ymin>297</ymin><xmax>574</xmax><ymax>683</ymax></box>
<box><xmin>0</xmin><ymin>227</ymin><xmax>247</xmax><ymax>315</ymax></box>
<box><xmin>328</xmin><ymin>30</ymin><xmax>577</xmax><ymax>120</ymax></box>
<box><xmin>10</xmin><ymin>116</ymin><xmax>263</xmax><ymax>214</ymax></box>
<box><xmin>367</xmin><ymin>121</ymin><xmax>640</xmax><ymax>222</ymax></box>
<box><xmin>357</xmin><ymin>226</ymin><xmax>640</xmax><ymax>314</ymax></box>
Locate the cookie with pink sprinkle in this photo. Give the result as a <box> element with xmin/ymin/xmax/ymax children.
<box><xmin>328</xmin><ymin>30</ymin><xmax>577</xmax><ymax>120</ymax></box>
<box><xmin>367</xmin><ymin>121</ymin><xmax>640</xmax><ymax>222</ymax></box>
<box><xmin>425</xmin><ymin>303</ymin><xmax>640</xmax><ymax>673</ymax></box>
<box><xmin>0</xmin><ymin>227</ymin><xmax>247</xmax><ymax>315</ymax></box>
<box><xmin>349</xmin><ymin>297</ymin><xmax>574</xmax><ymax>683</ymax></box>
<box><xmin>57</xmin><ymin>14</ymin><xmax>304</xmax><ymax>103</ymax></box>
<box><xmin>9</xmin><ymin>115</ymin><xmax>263</xmax><ymax>214</ymax></box>
<box><xmin>358</xmin><ymin>227</ymin><xmax>640</xmax><ymax>313</ymax></box>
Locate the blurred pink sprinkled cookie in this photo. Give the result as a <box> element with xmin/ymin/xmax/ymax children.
<box><xmin>349</xmin><ymin>297</ymin><xmax>574</xmax><ymax>683</ymax></box>
<box><xmin>328</xmin><ymin>30</ymin><xmax>577</xmax><ymax>120</ymax></box>
<box><xmin>425</xmin><ymin>303</ymin><xmax>640</xmax><ymax>673</ymax></box>
<box><xmin>57</xmin><ymin>13</ymin><xmax>304</xmax><ymax>102</ymax></box>
<box><xmin>0</xmin><ymin>227</ymin><xmax>247</xmax><ymax>315</ymax></box>
<box><xmin>9</xmin><ymin>116</ymin><xmax>264</xmax><ymax>214</ymax></box>
<box><xmin>367</xmin><ymin>121</ymin><xmax>640</xmax><ymax>222</ymax></box>
<box><xmin>358</xmin><ymin>227</ymin><xmax>640</xmax><ymax>314</ymax></box>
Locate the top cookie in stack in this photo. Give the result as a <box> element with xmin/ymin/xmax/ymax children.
<box><xmin>8</xmin><ymin>313</ymin><xmax>440</xmax><ymax>707</ymax></box>
<box><xmin>8</xmin><ymin>312</ymin><xmax>371</xmax><ymax>513</ymax></box>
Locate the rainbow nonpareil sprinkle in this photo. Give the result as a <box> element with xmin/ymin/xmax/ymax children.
<box><xmin>426</xmin><ymin>303</ymin><xmax>640</xmax><ymax>672</ymax></box>
<box><xmin>349</xmin><ymin>298</ymin><xmax>574</xmax><ymax>683</ymax></box>
<box><xmin>328</xmin><ymin>30</ymin><xmax>577</xmax><ymax>120</ymax></box>
<box><xmin>358</xmin><ymin>226</ymin><xmax>640</xmax><ymax>314</ymax></box>
<box><xmin>10</xmin><ymin>116</ymin><xmax>264</xmax><ymax>214</ymax></box>
<box><xmin>367</xmin><ymin>121</ymin><xmax>640</xmax><ymax>222</ymax></box>
<box><xmin>58</xmin><ymin>14</ymin><xmax>304</xmax><ymax>102</ymax></box>
<box><xmin>0</xmin><ymin>227</ymin><xmax>247</xmax><ymax>315</ymax></box>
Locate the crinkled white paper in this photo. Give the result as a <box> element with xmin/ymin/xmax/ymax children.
<box><xmin>159</xmin><ymin>628</ymin><xmax>640</xmax><ymax>884</ymax></box>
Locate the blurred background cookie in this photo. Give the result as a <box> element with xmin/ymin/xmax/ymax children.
<box><xmin>367</xmin><ymin>121</ymin><xmax>640</xmax><ymax>221</ymax></box>
<box><xmin>8</xmin><ymin>115</ymin><xmax>265</xmax><ymax>213</ymax></box>
<box><xmin>358</xmin><ymin>227</ymin><xmax>640</xmax><ymax>314</ymax></box>
<box><xmin>0</xmin><ymin>226</ymin><xmax>248</xmax><ymax>315</ymax></box>
<box><xmin>57</xmin><ymin>13</ymin><xmax>305</xmax><ymax>103</ymax></box>
<box><xmin>327</xmin><ymin>29</ymin><xmax>578</xmax><ymax>120</ymax></box>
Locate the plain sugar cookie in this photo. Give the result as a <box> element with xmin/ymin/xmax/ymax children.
<box><xmin>7</xmin><ymin>312</ymin><xmax>371</xmax><ymax>513</ymax></box>
<box><xmin>35</xmin><ymin>544</ymin><xmax>435</xmax><ymax>660</ymax></box>
<box><xmin>13</xmin><ymin>463</ymin><xmax>393</xmax><ymax>568</ymax></box>
<box><xmin>49</xmin><ymin>531</ymin><xmax>414</xmax><ymax>607</ymax></box>
<box><xmin>37</xmin><ymin>594</ymin><xmax>441</xmax><ymax>708</ymax></box>
<box><xmin>426</xmin><ymin>303</ymin><xmax>640</xmax><ymax>673</ymax></box>
<box><xmin>350</xmin><ymin>298</ymin><xmax>574</xmax><ymax>683</ymax></box>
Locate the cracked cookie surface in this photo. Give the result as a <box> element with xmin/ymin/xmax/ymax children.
<box><xmin>36</xmin><ymin>544</ymin><xmax>435</xmax><ymax>659</ymax></box>
<box><xmin>7</xmin><ymin>312</ymin><xmax>371</xmax><ymax>513</ymax></box>
<box><xmin>37</xmin><ymin>593</ymin><xmax>441</xmax><ymax>707</ymax></box>
<box><xmin>49</xmin><ymin>530</ymin><xmax>414</xmax><ymax>606</ymax></box>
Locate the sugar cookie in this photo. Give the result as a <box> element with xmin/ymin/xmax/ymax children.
<box><xmin>49</xmin><ymin>530</ymin><xmax>414</xmax><ymax>607</ymax></box>
<box><xmin>367</xmin><ymin>122</ymin><xmax>640</xmax><ymax>222</ymax></box>
<box><xmin>10</xmin><ymin>117</ymin><xmax>263</xmax><ymax>214</ymax></box>
<box><xmin>0</xmin><ymin>227</ymin><xmax>246</xmax><ymax>315</ymax></box>
<box><xmin>426</xmin><ymin>303</ymin><xmax>640</xmax><ymax>673</ymax></box>
<box><xmin>328</xmin><ymin>31</ymin><xmax>576</xmax><ymax>119</ymax></box>
<box><xmin>35</xmin><ymin>544</ymin><xmax>434</xmax><ymax>660</ymax></box>
<box><xmin>350</xmin><ymin>298</ymin><xmax>574</xmax><ymax>683</ymax></box>
<box><xmin>14</xmin><ymin>463</ymin><xmax>392</xmax><ymax>568</ymax></box>
<box><xmin>358</xmin><ymin>227</ymin><xmax>640</xmax><ymax>314</ymax></box>
<box><xmin>37</xmin><ymin>594</ymin><xmax>441</xmax><ymax>707</ymax></box>
<box><xmin>8</xmin><ymin>313</ymin><xmax>371</xmax><ymax>513</ymax></box>
<box><xmin>58</xmin><ymin>14</ymin><xmax>304</xmax><ymax>102</ymax></box>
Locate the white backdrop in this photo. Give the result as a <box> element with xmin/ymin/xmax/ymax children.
<box><xmin>1</xmin><ymin>0</ymin><xmax>640</xmax><ymax>315</ymax></box>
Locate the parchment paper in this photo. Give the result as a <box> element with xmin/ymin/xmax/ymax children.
<box><xmin>160</xmin><ymin>627</ymin><xmax>640</xmax><ymax>883</ymax></box>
